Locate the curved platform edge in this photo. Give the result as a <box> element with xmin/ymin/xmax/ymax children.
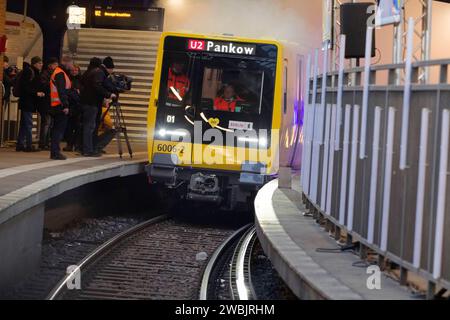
<box><xmin>254</xmin><ymin>178</ymin><xmax>418</xmax><ymax>300</ymax></box>
<box><xmin>0</xmin><ymin>159</ymin><xmax>146</xmax><ymax>226</ymax></box>
<box><xmin>254</xmin><ymin>179</ymin><xmax>363</xmax><ymax>300</ymax></box>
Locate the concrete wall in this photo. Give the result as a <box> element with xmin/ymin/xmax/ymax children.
<box><xmin>0</xmin><ymin>0</ymin><xmax>6</xmax><ymax>84</ymax></box>
<box><xmin>366</xmin><ymin>1</ymin><xmax>450</xmax><ymax>83</ymax></box>
<box><xmin>0</xmin><ymin>204</ymin><xmax>44</xmax><ymax>289</ymax></box>
<box><xmin>428</xmin><ymin>1</ymin><xmax>450</xmax><ymax>60</ymax></box>
<box><xmin>4</xmin><ymin>12</ymin><xmax>43</xmax><ymax>68</ymax></box>
<box><xmin>158</xmin><ymin>0</ymin><xmax>323</xmax><ymax>55</ymax></box>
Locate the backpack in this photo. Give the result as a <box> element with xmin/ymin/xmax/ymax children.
<box><xmin>12</xmin><ymin>65</ymin><xmax>35</xmax><ymax>98</ymax></box>
<box><xmin>12</xmin><ymin>71</ymin><xmax>23</xmax><ymax>98</ymax></box>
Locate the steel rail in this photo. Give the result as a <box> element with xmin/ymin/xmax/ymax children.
<box><xmin>46</xmin><ymin>214</ymin><xmax>170</xmax><ymax>300</ymax></box>
<box><xmin>199</xmin><ymin>224</ymin><xmax>253</xmax><ymax>300</ymax></box>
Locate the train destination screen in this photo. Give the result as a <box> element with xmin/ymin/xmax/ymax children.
<box><xmin>188</xmin><ymin>39</ymin><xmax>257</xmax><ymax>56</ymax></box>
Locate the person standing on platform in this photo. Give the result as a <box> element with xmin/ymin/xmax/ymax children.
<box><xmin>16</xmin><ymin>56</ymin><xmax>45</xmax><ymax>152</ymax></box>
<box><xmin>37</xmin><ymin>58</ymin><xmax>58</xmax><ymax>150</ymax></box>
<box><xmin>49</xmin><ymin>58</ymin><xmax>72</xmax><ymax>160</ymax></box>
<box><xmin>80</xmin><ymin>57</ymin><xmax>115</xmax><ymax>157</ymax></box>
<box><xmin>64</xmin><ymin>64</ymin><xmax>82</xmax><ymax>152</ymax></box>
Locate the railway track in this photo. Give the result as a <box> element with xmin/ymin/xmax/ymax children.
<box><xmin>47</xmin><ymin>215</ymin><xmax>236</xmax><ymax>300</ymax></box>
<box><xmin>200</xmin><ymin>225</ymin><xmax>258</xmax><ymax>300</ymax></box>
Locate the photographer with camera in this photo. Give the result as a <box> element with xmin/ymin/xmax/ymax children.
<box><xmin>95</xmin><ymin>70</ymin><xmax>133</xmax><ymax>155</ymax></box>
<box><xmin>80</xmin><ymin>57</ymin><xmax>116</xmax><ymax>157</ymax></box>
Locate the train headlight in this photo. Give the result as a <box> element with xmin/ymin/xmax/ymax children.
<box><xmin>159</xmin><ymin>128</ymin><xmax>167</xmax><ymax>137</ymax></box>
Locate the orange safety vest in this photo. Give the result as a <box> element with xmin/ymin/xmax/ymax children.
<box><xmin>214</xmin><ymin>96</ymin><xmax>243</xmax><ymax>112</ymax></box>
<box><xmin>50</xmin><ymin>67</ymin><xmax>72</xmax><ymax>107</ymax></box>
<box><xmin>167</xmin><ymin>68</ymin><xmax>190</xmax><ymax>101</ymax></box>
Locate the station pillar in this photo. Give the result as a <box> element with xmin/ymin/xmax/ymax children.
<box><xmin>0</xmin><ymin>0</ymin><xmax>6</xmax><ymax>83</ymax></box>
<box><xmin>0</xmin><ymin>0</ymin><xmax>6</xmax><ymax>113</ymax></box>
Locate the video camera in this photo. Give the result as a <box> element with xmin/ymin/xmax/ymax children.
<box><xmin>109</xmin><ymin>74</ymin><xmax>133</xmax><ymax>93</ymax></box>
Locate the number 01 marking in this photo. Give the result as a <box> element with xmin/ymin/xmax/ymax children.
<box><xmin>167</xmin><ymin>115</ymin><xmax>175</xmax><ymax>123</ymax></box>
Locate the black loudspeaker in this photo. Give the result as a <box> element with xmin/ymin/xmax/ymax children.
<box><xmin>340</xmin><ymin>2</ymin><xmax>376</xmax><ymax>59</ymax></box>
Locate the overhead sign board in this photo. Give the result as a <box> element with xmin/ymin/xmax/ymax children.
<box><xmin>92</xmin><ymin>6</ymin><xmax>164</xmax><ymax>31</ymax></box>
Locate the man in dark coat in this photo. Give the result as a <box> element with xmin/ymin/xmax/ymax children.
<box><xmin>37</xmin><ymin>57</ymin><xmax>58</xmax><ymax>150</ymax></box>
<box><xmin>48</xmin><ymin>57</ymin><xmax>72</xmax><ymax>160</ymax></box>
<box><xmin>16</xmin><ymin>56</ymin><xmax>45</xmax><ymax>152</ymax></box>
<box><xmin>64</xmin><ymin>64</ymin><xmax>82</xmax><ymax>152</ymax></box>
<box><xmin>80</xmin><ymin>57</ymin><xmax>115</xmax><ymax>157</ymax></box>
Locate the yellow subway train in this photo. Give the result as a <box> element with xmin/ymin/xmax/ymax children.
<box><xmin>146</xmin><ymin>32</ymin><xmax>302</xmax><ymax>210</ymax></box>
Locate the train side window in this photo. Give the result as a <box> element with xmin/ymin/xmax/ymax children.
<box><xmin>200</xmin><ymin>67</ymin><xmax>264</xmax><ymax>114</ymax></box>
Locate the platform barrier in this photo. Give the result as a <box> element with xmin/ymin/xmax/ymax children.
<box><xmin>1</xmin><ymin>96</ymin><xmax>21</xmax><ymax>147</ymax></box>
<box><xmin>302</xmin><ymin>36</ymin><xmax>450</xmax><ymax>297</ymax></box>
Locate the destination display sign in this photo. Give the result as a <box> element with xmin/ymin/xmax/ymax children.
<box><xmin>187</xmin><ymin>39</ymin><xmax>256</xmax><ymax>56</ymax></box>
<box><xmin>91</xmin><ymin>6</ymin><xmax>164</xmax><ymax>31</ymax></box>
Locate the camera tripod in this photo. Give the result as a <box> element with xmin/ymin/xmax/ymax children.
<box><xmin>103</xmin><ymin>99</ymin><xmax>133</xmax><ymax>159</ymax></box>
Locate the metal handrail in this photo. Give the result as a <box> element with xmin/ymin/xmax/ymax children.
<box><xmin>302</xmin><ymin>30</ymin><xmax>450</xmax><ymax>298</ymax></box>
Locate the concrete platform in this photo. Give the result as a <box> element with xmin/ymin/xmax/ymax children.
<box><xmin>0</xmin><ymin>143</ymin><xmax>149</xmax><ymax>288</ymax></box>
<box><xmin>254</xmin><ymin>177</ymin><xmax>419</xmax><ymax>300</ymax></box>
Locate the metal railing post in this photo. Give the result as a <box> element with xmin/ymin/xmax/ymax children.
<box><xmin>301</xmin><ymin>54</ymin><xmax>312</xmax><ymax>191</ymax></box>
<box><xmin>400</xmin><ymin>17</ymin><xmax>415</xmax><ymax>170</ymax></box>
<box><xmin>433</xmin><ymin>109</ymin><xmax>449</xmax><ymax>280</ymax></box>
<box><xmin>304</xmin><ymin>49</ymin><xmax>320</xmax><ymax>196</ymax></box>
<box><xmin>360</xmin><ymin>26</ymin><xmax>374</xmax><ymax>159</ymax></box>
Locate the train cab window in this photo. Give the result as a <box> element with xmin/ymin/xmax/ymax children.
<box><xmin>200</xmin><ymin>67</ymin><xmax>264</xmax><ymax>114</ymax></box>
<box><xmin>163</xmin><ymin>54</ymin><xmax>194</xmax><ymax>108</ymax></box>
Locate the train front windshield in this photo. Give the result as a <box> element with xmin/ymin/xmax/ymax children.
<box><xmin>201</xmin><ymin>67</ymin><xmax>264</xmax><ymax>114</ymax></box>
<box><xmin>156</xmin><ymin>36</ymin><xmax>278</xmax><ymax>146</ymax></box>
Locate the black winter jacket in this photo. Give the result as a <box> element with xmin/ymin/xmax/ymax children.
<box><xmin>18</xmin><ymin>63</ymin><xmax>41</xmax><ymax>112</ymax></box>
<box><xmin>80</xmin><ymin>67</ymin><xmax>112</xmax><ymax>108</ymax></box>
<box><xmin>3</xmin><ymin>69</ymin><xmax>13</xmax><ymax>103</ymax></box>
<box><xmin>37</xmin><ymin>69</ymin><xmax>51</xmax><ymax>114</ymax></box>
